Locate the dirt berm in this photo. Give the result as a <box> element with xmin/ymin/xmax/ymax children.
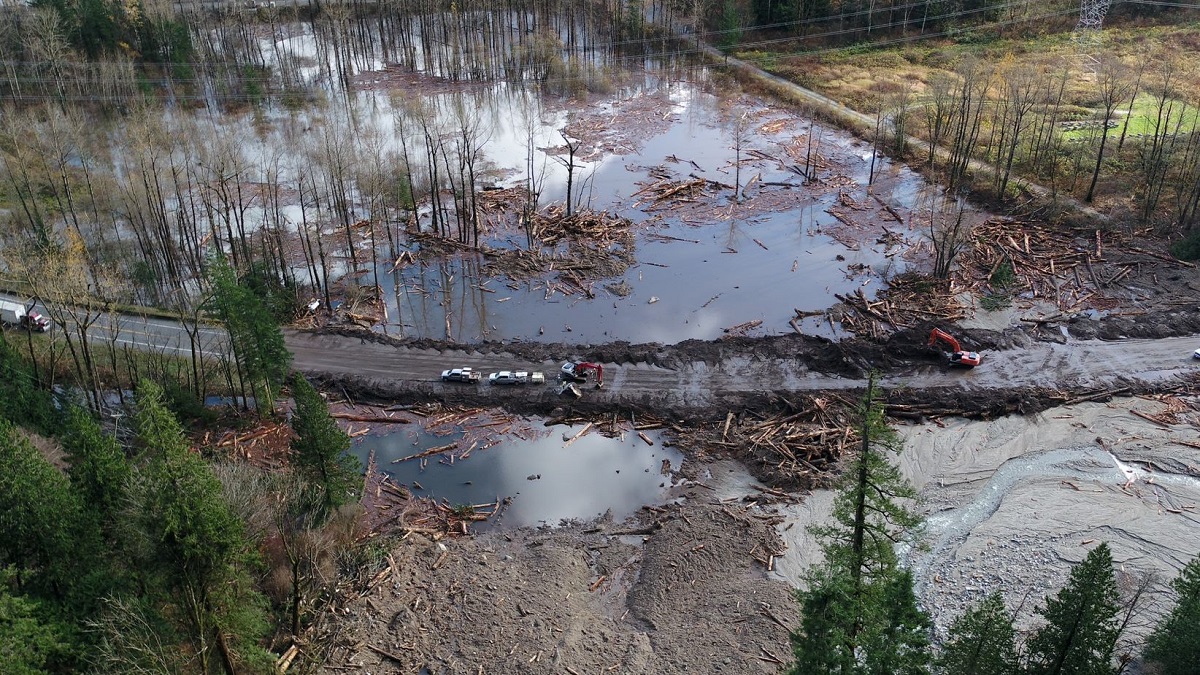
<box><xmin>290</xmin><ymin>312</ymin><xmax>1200</xmax><ymax>426</ymax></box>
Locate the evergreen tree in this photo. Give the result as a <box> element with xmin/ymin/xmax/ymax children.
<box><xmin>0</xmin><ymin>331</ymin><xmax>56</xmax><ymax>433</ymax></box>
<box><xmin>1026</xmin><ymin>543</ymin><xmax>1121</xmax><ymax>675</ymax></box>
<box><xmin>128</xmin><ymin>379</ymin><xmax>273</xmax><ymax>674</ymax></box>
<box><xmin>717</xmin><ymin>0</ymin><xmax>743</xmax><ymax>48</ymax></box>
<box><xmin>209</xmin><ymin>256</ymin><xmax>292</xmax><ymax>417</ymax></box>
<box><xmin>0</xmin><ymin>422</ymin><xmax>84</xmax><ymax>600</ymax></box>
<box><xmin>861</xmin><ymin>568</ymin><xmax>931</xmax><ymax>675</ymax></box>
<box><xmin>1143</xmin><ymin>556</ymin><xmax>1200</xmax><ymax>675</ymax></box>
<box><xmin>61</xmin><ymin>406</ymin><xmax>130</xmax><ymax>533</ymax></box>
<box><xmin>289</xmin><ymin>374</ymin><xmax>361</xmax><ymax>516</ymax></box>
<box><xmin>789</xmin><ymin>375</ymin><xmax>930</xmax><ymax>674</ymax></box>
<box><xmin>0</xmin><ymin>570</ymin><xmax>67</xmax><ymax>675</ymax></box>
<box><xmin>936</xmin><ymin>592</ymin><xmax>1018</xmax><ymax>675</ymax></box>
<box><xmin>790</xmin><ymin>569</ymin><xmax>858</xmax><ymax>673</ymax></box>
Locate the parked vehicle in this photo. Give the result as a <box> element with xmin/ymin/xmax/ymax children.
<box><xmin>1193</xmin><ymin>348</ymin><xmax>1200</xmax><ymax>360</ymax></box>
<box><xmin>441</xmin><ymin>367</ymin><xmax>481</xmax><ymax>383</ymax></box>
<box><xmin>489</xmin><ymin>371</ymin><xmax>525</xmax><ymax>385</ymax></box>
<box><xmin>0</xmin><ymin>299</ymin><xmax>51</xmax><ymax>332</ymax></box>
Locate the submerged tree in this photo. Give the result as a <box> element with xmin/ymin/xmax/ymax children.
<box><xmin>788</xmin><ymin>374</ymin><xmax>929</xmax><ymax>674</ymax></box>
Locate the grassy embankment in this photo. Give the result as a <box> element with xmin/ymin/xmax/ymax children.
<box><xmin>727</xmin><ymin>21</ymin><xmax>1200</xmax><ymax>232</ymax></box>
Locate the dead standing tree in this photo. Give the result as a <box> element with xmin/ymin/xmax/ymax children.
<box><xmin>1137</xmin><ymin>49</ymin><xmax>1187</xmax><ymax>224</ymax></box>
<box><xmin>946</xmin><ymin>57</ymin><xmax>994</xmax><ymax>192</ymax></box>
<box><xmin>554</xmin><ymin>131</ymin><xmax>582</xmax><ymax>217</ymax></box>
<box><xmin>991</xmin><ymin>60</ymin><xmax>1045</xmax><ymax>198</ymax></box>
<box><xmin>1085</xmin><ymin>56</ymin><xmax>1133</xmax><ymax>204</ymax></box>
<box><xmin>520</xmin><ymin>91</ymin><xmax>550</xmax><ymax>250</ymax></box>
<box><xmin>927</xmin><ymin>191</ymin><xmax>972</xmax><ymax>280</ymax></box>
<box><xmin>731</xmin><ymin>110</ymin><xmax>750</xmax><ymax>203</ymax></box>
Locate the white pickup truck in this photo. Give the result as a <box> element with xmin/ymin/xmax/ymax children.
<box><xmin>441</xmin><ymin>367</ymin><xmax>481</xmax><ymax>383</ymax></box>
<box><xmin>488</xmin><ymin>371</ymin><xmax>545</xmax><ymax>385</ymax></box>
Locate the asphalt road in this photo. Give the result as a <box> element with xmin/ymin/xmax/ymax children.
<box><xmin>0</xmin><ymin>293</ymin><xmax>230</xmax><ymax>359</ymax></box>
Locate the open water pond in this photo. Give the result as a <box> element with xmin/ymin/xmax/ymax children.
<box><xmin>355</xmin><ymin>421</ymin><xmax>683</xmax><ymax>529</ymax></box>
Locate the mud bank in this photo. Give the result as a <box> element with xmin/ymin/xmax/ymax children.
<box><xmin>898</xmin><ymin>396</ymin><xmax>1200</xmax><ymax>649</ymax></box>
<box><xmin>322</xmin><ymin>461</ymin><xmax>796</xmax><ymax>675</ymax></box>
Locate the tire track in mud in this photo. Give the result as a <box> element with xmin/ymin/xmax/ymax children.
<box><xmin>287</xmin><ymin>328</ymin><xmax>1200</xmax><ymax>419</ymax></box>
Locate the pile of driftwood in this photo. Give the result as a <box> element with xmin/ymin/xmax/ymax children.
<box><xmin>205</xmin><ymin>420</ymin><xmax>295</xmax><ymax>469</ymax></box>
<box><xmin>476</xmin><ymin>186</ymin><xmax>528</xmax><ymax>217</ymax></box>
<box><xmin>959</xmin><ymin>219</ymin><xmax>1195</xmax><ymax>316</ymax></box>
<box><xmin>543</xmin><ymin>410</ymin><xmax>670</xmax><ymax>446</ymax></box>
<box><xmin>529</xmin><ymin>205</ymin><xmax>634</xmax><ymax>248</ymax></box>
<box><xmin>631</xmin><ymin>167</ymin><xmax>732</xmax><ymax>211</ymax></box>
<box><xmin>722</xmin><ymin>319</ymin><xmax>764</xmax><ymax>340</ymax></box>
<box><xmin>1127</xmin><ymin>393</ymin><xmax>1199</xmax><ymax>429</ymax></box>
<box><xmin>392</xmin><ymin>405</ymin><xmax>540</xmax><ymax>469</ymax></box>
<box><xmin>475</xmin><ymin>206</ymin><xmax>635</xmax><ymax>288</ymax></box>
<box><xmin>834</xmin><ymin>272</ymin><xmax>967</xmax><ymax>338</ymax></box>
<box><xmin>360</xmin><ymin>454</ymin><xmax>501</xmax><ymax>540</ymax></box>
<box><xmin>685</xmin><ymin>394</ymin><xmax>860</xmax><ymax>490</ymax></box>
<box><xmin>482</xmin><ymin>245</ymin><xmax>633</xmax><ymax>291</ymax></box>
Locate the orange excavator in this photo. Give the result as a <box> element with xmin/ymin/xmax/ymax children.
<box><xmin>561</xmin><ymin>361</ymin><xmax>604</xmax><ymax>388</ymax></box>
<box><xmin>928</xmin><ymin>328</ymin><xmax>981</xmax><ymax>368</ymax></box>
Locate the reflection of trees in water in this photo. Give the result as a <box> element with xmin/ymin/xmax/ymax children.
<box><xmin>0</xmin><ymin>0</ymin><xmax>699</xmax><ymax>354</ymax></box>
<box><xmin>391</xmin><ymin>253</ymin><xmax>492</xmax><ymax>342</ymax></box>
<box><xmin>189</xmin><ymin>0</ymin><xmax>671</xmax><ymax>102</ymax></box>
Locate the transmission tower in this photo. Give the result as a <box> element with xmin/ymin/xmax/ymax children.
<box><xmin>1074</xmin><ymin>0</ymin><xmax>1111</xmax><ymax>63</ymax></box>
<box><xmin>1075</xmin><ymin>0</ymin><xmax>1112</xmax><ymax>33</ymax></box>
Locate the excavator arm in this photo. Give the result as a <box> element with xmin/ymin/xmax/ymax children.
<box><xmin>576</xmin><ymin>362</ymin><xmax>603</xmax><ymax>387</ymax></box>
<box><xmin>928</xmin><ymin>328</ymin><xmax>981</xmax><ymax>368</ymax></box>
<box><xmin>927</xmin><ymin>328</ymin><xmax>962</xmax><ymax>352</ymax></box>
<box><xmin>563</xmin><ymin>362</ymin><xmax>605</xmax><ymax>388</ymax></box>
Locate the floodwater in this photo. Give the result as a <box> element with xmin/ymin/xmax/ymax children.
<box><xmin>236</xmin><ymin>15</ymin><xmax>967</xmax><ymax>345</ymax></box>
<box><xmin>354</xmin><ymin>421</ymin><xmax>683</xmax><ymax>529</ymax></box>
<box><xmin>374</xmin><ymin>87</ymin><xmax>941</xmax><ymax>344</ymax></box>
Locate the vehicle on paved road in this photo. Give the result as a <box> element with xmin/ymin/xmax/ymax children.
<box><xmin>1194</xmin><ymin>348</ymin><xmax>1200</xmax><ymax>360</ymax></box>
<box><xmin>441</xmin><ymin>367</ymin><xmax>481</xmax><ymax>383</ymax></box>
<box><xmin>0</xmin><ymin>299</ymin><xmax>51</xmax><ymax>332</ymax></box>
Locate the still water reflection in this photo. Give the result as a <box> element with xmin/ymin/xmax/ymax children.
<box><xmin>355</xmin><ymin>422</ymin><xmax>684</xmax><ymax>529</ymax></box>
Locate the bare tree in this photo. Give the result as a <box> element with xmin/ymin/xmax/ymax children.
<box><xmin>731</xmin><ymin>110</ymin><xmax>751</xmax><ymax>202</ymax></box>
<box><xmin>554</xmin><ymin>131</ymin><xmax>582</xmax><ymax>217</ymax></box>
<box><xmin>1085</xmin><ymin>56</ymin><xmax>1133</xmax><ymax>203</ymax></box>
<box><xmin>993</xmin><ymin>60</ymin><xmax>1044</xmax><ymax>198</ymax></box>
<box><xmin>926</xmin><ymin>191</ymin><xmax>972</xmax><ymax>280</ymax></box>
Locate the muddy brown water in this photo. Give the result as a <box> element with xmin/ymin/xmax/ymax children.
<box><xmin>354</xmin><ymin>422</ymin><xmax>683</xmax><ymax>529</ymax></box>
